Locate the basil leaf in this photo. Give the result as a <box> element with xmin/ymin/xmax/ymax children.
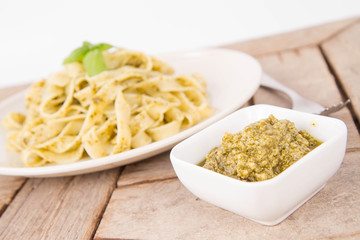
<box><xmin>93</xmin><ymin>43</ymin><xmax>113</xmax><ymax>51</ymax></box>
<box><xmin>63</xmin><ymin>42</ymin><xmax>112</xmax><ymax>65</ymax></box>
<box><xmin>63</xmin><ymin>41</ymin><xmax>112</xmax><ymax>76</ymax></box>
<box><xmin>83</xmin><ymin>49</ymin><xmax>107</xmax><ymax>77</ymax></box>
<box><xmin>63</xmin><ymin>44</ymin><xmax>90</xmax><ymax>64</ymax></box>
<box><xmin>82</xmin><ymin>41</ymin><xmax>93</xmax><ymax>49</ymax></box>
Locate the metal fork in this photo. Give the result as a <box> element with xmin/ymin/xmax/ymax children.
<box><xmin>260</xmin><ymin>73</ymin><xmax>350</xmax><ymax>115</ymax></box>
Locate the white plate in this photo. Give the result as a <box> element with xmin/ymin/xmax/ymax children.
<box><xmin>0</xmin><ymin>48</ymin><xmax>262</xmax><ymax>177</ymax></box>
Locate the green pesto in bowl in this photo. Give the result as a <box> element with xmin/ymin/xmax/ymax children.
<box><xmin>199</xmin><ymin>115</ymin><xmax>321</xmax><ymax>182</ymax></box>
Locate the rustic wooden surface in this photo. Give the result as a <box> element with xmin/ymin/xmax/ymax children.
<box><xmin>0</xmin><ymin>18</ymin><xmax>359</xmax><ymax>240</ymax></box>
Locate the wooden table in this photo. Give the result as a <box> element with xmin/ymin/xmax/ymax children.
<box><xmin>0</xmin><ymin>18</ymin><xmax>359</xmax><ymax>240</ymax></box>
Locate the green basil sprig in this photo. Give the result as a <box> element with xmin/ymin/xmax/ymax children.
<box><xmin>63</xmin><ymin>41</ymin><xmax>113</xmax><ymax>76</ymax></box>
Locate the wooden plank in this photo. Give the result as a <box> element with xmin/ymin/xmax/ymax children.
<box><xmin>254</xmin><ymin>47</ymin><xmax>360</xmax><ymax>150</ymax></box>
<box><xmin>256</xmin><ymin>47</ymin><xmax>341</xmax><ymax>105</ymax></box>
<box><xmin>95</xmin><ymin>151</ymin><xmax>360</xmax><ymax>240</ymax></box>
<box><xmin>118</xmin><ymin>151</ymin><xmax>176</xmax><ymax>187</ymax></box>
<box><xmin>0</xmin><ymin>176</ymin><xmax>26</xmax><ymax>215</ymax></box>
<box><xmin>321</xmin><ymin>21</ymin><xmax>360</xmax><ymax>125</ymax></box>
<box><xmin>0</xmin><ymin>169</ymin><xmax>120</xmax><ymax>240</ymax></box>
<box><xmin>331</xmin><ymin>109</ymin><xmax>360</xmax><ymax>151</ymax></box>
<box><xmin>223</xmin><ymin>18</ymin><xmax>358</xmax><ymax>57</ymax></box>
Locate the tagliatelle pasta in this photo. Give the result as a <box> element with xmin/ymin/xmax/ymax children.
<box><xmin>2</xmin><ymin>48</ymin><xmax>213</xmax><ymax>167</ymax></box>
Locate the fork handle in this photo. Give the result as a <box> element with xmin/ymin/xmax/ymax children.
<box><xmin>260</xmin><ymin>73</ymin><xmax>299</xmax><ymax>99</ymax></box>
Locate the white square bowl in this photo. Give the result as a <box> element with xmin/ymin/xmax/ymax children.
<box><xmin>170</xmin><ymin>104</ymin><xmax>347</xmax><ymax>225</ymax></box>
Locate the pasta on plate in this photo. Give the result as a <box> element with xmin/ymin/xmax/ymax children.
<box><xmin>2</xmin><ymin>48</ymin><xmax>213</xmax><ymax>167</ymax></box>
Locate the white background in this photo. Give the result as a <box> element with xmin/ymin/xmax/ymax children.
<box><xmin>0</xmin><ymin>0</ymin><xmax>359</xmax><ymax>88</ymax></box>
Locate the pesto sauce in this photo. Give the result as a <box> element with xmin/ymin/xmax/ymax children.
<box><xmin>200</xmin><ymin>115</ymin><xmax>322</xmax><ymax>182</ymax></box>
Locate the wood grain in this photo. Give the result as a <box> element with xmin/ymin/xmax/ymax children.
<box><xmin>321</xmin><ymin>20</ymin><xmax>360</xmax><ymax>125</ymax></box>
<box><xmin>0</xmin><ymin>176</ymin><xmax>26</xmax><ymax>216</ymax></box>
<box><xmin>256</xmin><ymin>47</ymin><xmax>341</xmax><ymax>105</ymax></box>
<box><xmin>118</xmin><ymin>150</ymin><xmax>176</xmax><ymax>187</ymax></box>
<box><xmin>0</xmin><ymin>169</ymin><xmax>120</xmax><ymax>240</ymax></box>
<box><xmin>95</xmin><ymin>152</ymin><xmax>360</xmax><ymax>240</ymax></box>
<box><xmin>223</xmin><ymin>17</ymin><xmax>358</xmax><ymax>56</ymax></box>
